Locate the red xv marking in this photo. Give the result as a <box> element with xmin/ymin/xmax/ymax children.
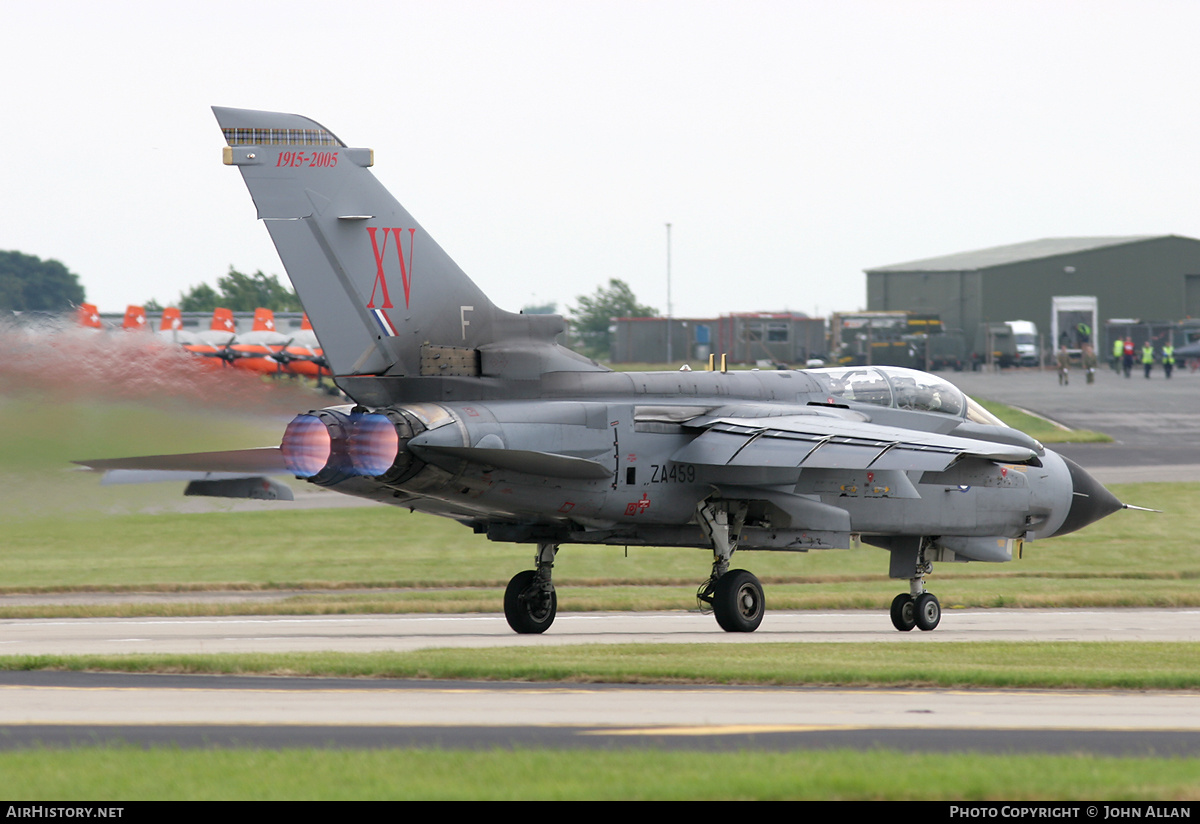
<box><xmin>367</xmin><ymin>227</ymin><xmax>417</xmax><ymax>309</ymax></box>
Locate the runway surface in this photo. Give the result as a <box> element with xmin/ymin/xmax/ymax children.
<box><xmin>2</xmin><ymin>609</ymin><xmax>1198</xmax><ymax>752</ymax></box>
<box><xmin>1</xmin><ymin>670</ymin><xmax>1198</xmax><ymax>754</ymax></box>
<box><xmin>4</xmin><ymin>367</ymin><xmax>1197</xmax><ymax>753</ymax></box>
<box><xmin>4</xmin><ymin>609</ymin><xmax>1200</xmax><ymax>655</ymax></box>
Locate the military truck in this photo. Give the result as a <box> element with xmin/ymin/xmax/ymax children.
<box><xmin>924</xmin><ymin>328</ymin><xmax>966</xmax><ymax>371</ymax></box>
<box><xmin>972</xmin><ymin>322</ymin><xmax>1019</xmax><ymax>369</ymax></box>
<box><xmin>830</xmin><ymin>312</ymin><xmax>942</xmax><ymax>368</ymax></box>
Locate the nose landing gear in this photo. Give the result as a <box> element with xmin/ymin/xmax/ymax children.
<box><xmin>891</xmin><ymin>590</ymin><xmax>941</xmax><ymax>631</ymax></box>
<box><xmin>889</xmin><ymin>538</ymin><xmax>941</xmax><ymax>632</ymax></box>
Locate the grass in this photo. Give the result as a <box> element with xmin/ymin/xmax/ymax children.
<box><xmin>3</xmin><ymin>641</ymin><xmax>1198</xmax><ymax>689</ymax></box>
<box><xmin>976</xmin><ymin>399</ymin><xmax>1112</xmax><ymax>443</ymax></box>
<box><xmin>2</xmin><ymin>747</ymin><xmax>1198</xmax><ymax>800</ymax></box>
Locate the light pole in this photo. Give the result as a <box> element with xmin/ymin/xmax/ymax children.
<box><xmin>666</xmin><ymin>222</ymin><xmax>673</xmax><ymax>365</ymax></box>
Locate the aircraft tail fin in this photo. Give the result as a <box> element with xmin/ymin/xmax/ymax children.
<box><xmin>213</xmin><ymin>107</ymin><xmax>602</xmax><ymax>397</ymax></box>
<box><xmin>160</xmin><ymin>307</ymin><xmax>183</xmax><ymax>332</ymax></box>
<box><xmin>251</xmin><ymin>307</ymin><xmax>276</xmax><ymax>332</ymax></box>
<box><xmin>210</xmin><ymin>307</ymin><xmax>235</xmax><ymax>333</ymax></box>
<box><xmin>122</xmin><ymin>305</ymin><xmax>147</xmax><ymax>331</ymax></box>
<box><xmin>77</xmin><ymin>303</ymin><xmax>101</xmax><ymax>329</ymax></box>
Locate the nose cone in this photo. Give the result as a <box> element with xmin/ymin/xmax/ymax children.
<box><xmin>1050</xmin><ymin>456</ymin><xmax>1124</xmax><ymax>537</ymax></box>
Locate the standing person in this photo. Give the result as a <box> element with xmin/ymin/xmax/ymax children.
<box><xmin>1142</xmin><ymin>341</ymin><xmax>1155</xmax><ymax>379</ymax></box>
<box><xmin>1082</xmin><ymin>343</ymin><xmax>1097</xmax><ymax>384</ymax></box>
<box><xmin>1163</xmin><ymin>342</ymin><xmax>1175</xmax><ymax>379</ymax></box>
<box><xmin>1057</xmin><ymin>345</ymin><xmax>1070</xmax><ymax>386</ymax></box>
<box><xmin>1123</xmin><ymin>338</ymin><xmax>1135</xmax><ymax>378</ymax></box>
<box><xmin>1111</xmin><ymin>337</ymin><xmax>1123</xmax><ymax>373</ymax></box>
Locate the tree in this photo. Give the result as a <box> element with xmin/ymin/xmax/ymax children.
<box><xmin>0</xmin><ymin>250</ymin><xmax>85</xmax><ymax>312</ymax></box>
<box><xmin>177</xmin><ymin>282</ymin><xmax>222</xmax><ymax>313</ymax></box>
<box><xmin>521</xmin><ymin>301</ymin><xmax>558</xmax><ymax>315</ymax></box>
<box><xmin>216</xmin><ymin>268</ymin><xmax>303</xmax><ymax>312</ymax></box>
<box><xmin>569</xmin><ymin>279</ymin><xmax>657</xmax><ymax>358</ymax></box>
<box><xmin>175</xmin><ymin>268</ymin><xmax>302</xmax><ymax>313</ymax></box>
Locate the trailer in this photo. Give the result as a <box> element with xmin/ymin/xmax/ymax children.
<box><xmin>1051</xmin><ymin>296</ymin><xmax>1098</xmax><ymax>357</ymax></box>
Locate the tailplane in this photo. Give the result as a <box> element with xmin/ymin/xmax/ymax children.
<box><xmin>213</xmin><ymin>107</ymin><xmax>601</xmax><ymax>402</ymax></box>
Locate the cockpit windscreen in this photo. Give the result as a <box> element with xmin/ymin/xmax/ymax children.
<box><xmin>806</xmin><ymin>366</ymin><xmax>967</xmax><ymax>418</ymax></box>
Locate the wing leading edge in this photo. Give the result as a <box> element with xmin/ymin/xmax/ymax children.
<box><xmin>674</xmin><ymin>414</ymin><xmax>1035</xmax><ymax>476</ymax></box>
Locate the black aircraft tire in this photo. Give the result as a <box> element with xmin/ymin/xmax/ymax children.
<box><xmin>712</xmin><ymin>569</ymin><xmax>765</xmax><ymax>633</ymax></box>
<box><xmin>915</xmin><ymin>592</ymin><xmax>941</xmax><ymax>631</ymax></box>
<box><xmin>504</xmin><ymin>570</ymin><xmax>557</xmax><ymax>634</ymax></box>
<box><xmin>890</xmin><ymin>593</ymin><xmax>916</xmax><ymax>632</ymax></box>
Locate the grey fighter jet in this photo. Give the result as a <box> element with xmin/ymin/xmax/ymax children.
<box><xmin>80</xmin><ymin>107</ymin><xmax>1132</xmax><ymax>635</ymax></box>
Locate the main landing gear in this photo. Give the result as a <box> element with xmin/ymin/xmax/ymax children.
<box><xmin>504</xmin><ymin>542</ymin><xmax>558</xmax><ymax>634</ymax></box>
<box><xmin>695</xmin><ymin>500</ymin><xmax>765</xmax><ymax>632</ymax></box>
<box><xmin>704</xmin><ymin>568</ymin><xmax>765</xmax><ymax>633</ymax></box>
<box><xmin>890</xmin><ymin>537</ymin><xmax>941</xmax><ymax>632</ymax></box>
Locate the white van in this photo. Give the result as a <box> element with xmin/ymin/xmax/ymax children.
<box><xmin>1007</xmin><ymin>320</ymin><xmax>1039</xmax><ymax>366</ymax></box>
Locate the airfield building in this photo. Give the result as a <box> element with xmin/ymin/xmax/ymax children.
<box><xmin>865</xmin><ymin>235</ymin><xmax>1200</xmax><ymax>358</ymax></box>
<box><xmin>611</xmin><ymin>313</ymin><xmax>826</xmax><ymax>365</ymax></box>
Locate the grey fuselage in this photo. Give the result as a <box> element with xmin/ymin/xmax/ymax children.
<box><xmin>303</xmin><ymin>366</ymin><xmax>1084</xmax><ymax>565</ymax></box>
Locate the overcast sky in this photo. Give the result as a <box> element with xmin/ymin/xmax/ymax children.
<box><xmin>4</xmin><ymin>0</ymin><xmax>1198</xmax><ymax>321</ymax></box>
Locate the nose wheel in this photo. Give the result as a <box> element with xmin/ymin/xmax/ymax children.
<box><xmin>890</xmin><ymin>591</ymin><xmax>940</xmax><ymax>631</ymax></box>
<box><xmin>887</xmin><ymin>538</ymin><xmax>941</xmax><ymax>632</ymax></box>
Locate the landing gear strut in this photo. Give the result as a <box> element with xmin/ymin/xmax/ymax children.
<box><xmin>504</xmin><ymin>542</ymin><xmax>558</xmax><ymax>634</ymax></box>
<box><xmin>889</xmin><ymin>537</ymin><xmax>940</xmax><ymax>632</ymax></box>
<box><xmin>695</xmin><ymin>500</ymin><xmax>764</xmax><ymax>632</ymax></box>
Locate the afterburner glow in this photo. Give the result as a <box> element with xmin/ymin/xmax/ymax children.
<box><xmin>280</xmin><ymin>414</ymin><xmax>332</xmax><ymax>477</ymax></box>
<box><xmin>347</xmin><ymin>413</ymin><xmax>400</xmax><ymax>477</ymax></box>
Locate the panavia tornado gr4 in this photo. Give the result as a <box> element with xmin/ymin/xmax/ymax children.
<box><xmin>80</xmin><ymin>107</ymin><xmax>1134</xmax><ymax>635</ymax></box>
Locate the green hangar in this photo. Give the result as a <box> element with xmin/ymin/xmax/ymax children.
<box><xmin>865</xmin><ymin>235</ymin><xmax>1200</xmax><ymax>358</ymax></box>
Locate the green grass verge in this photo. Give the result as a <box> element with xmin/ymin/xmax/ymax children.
<box><xmin>2</xmin><ymin>747</ymin><xmax>1197</xmax><ymax>800</ymax></box>
<box><xmin>976</xmin><ymin>399</ymin><xmax>1112</xmax><ymax>442</ymax></box>
<box><xmin>4</xmin><ymin>642</ymin><xmax>1198</xmax><ymax>689</ymax></box>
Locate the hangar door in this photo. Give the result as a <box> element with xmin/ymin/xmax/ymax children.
<box><xmin>1186</xmin><ymin>274</ymin><xmax>1200</xmax><ymax>318</ymax></box>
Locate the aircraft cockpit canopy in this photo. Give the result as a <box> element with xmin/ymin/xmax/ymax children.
<box><xmin>806</xmin><ymin>366</ymin><xmax>1001</xmax><ymax>425</ymax></box>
